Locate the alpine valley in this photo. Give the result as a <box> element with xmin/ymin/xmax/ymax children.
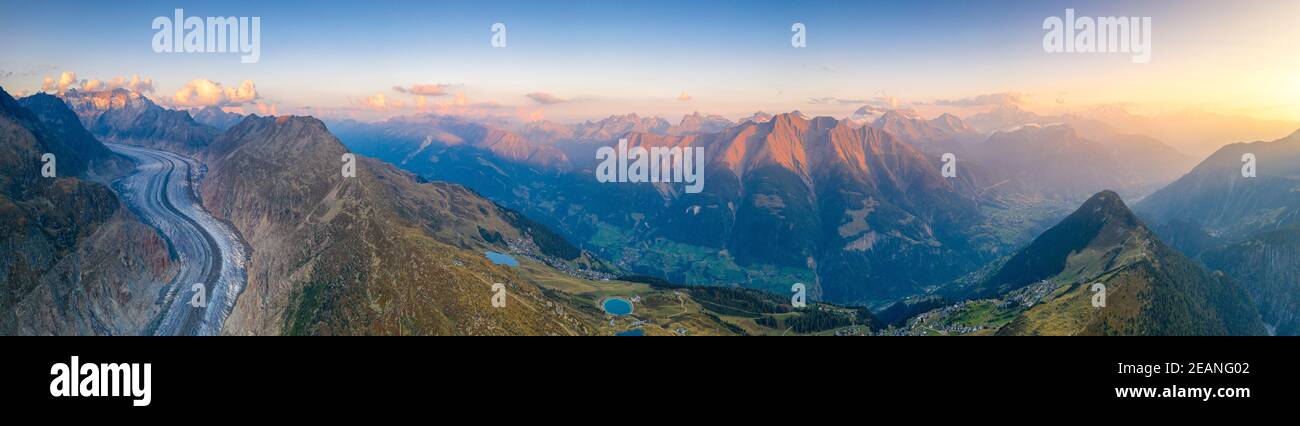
<box><xmin>1</xmin><ymin>82</ymin><xmax>1295</xmax><ymax>336</ymax></box>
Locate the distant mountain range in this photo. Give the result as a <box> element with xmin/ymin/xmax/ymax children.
<box><xmin>866</xmin><ymin>109</ymin><xmax>981</xmax><ymax>149</ymax></box>
<box><xmin>1138</xmin><ymin>130</ymin><xmax>1300</xmax><ymax>239</ymax></box>
<box><xmin>192</xmin><ymin>106</ymin><xmax>245</xmax><ymax>131</ymax></box>
<box><xmin>966</xmin><ymin>105</ymin><xmax>1198</xmax><ymax>198</ymax></box>
<box><xmin>971</xmin><ymin>103</ymin><xmax>1298</xmax><ymax>158</ymax></box>
<box><xmin>337</xmin><ymin>110</ymin><xmax>1073</xmax><ymax>305</ymax></box>
<box><xmin>60</xmin><ymin>88</ymin><xmax>216</xmax><ymax>154</ymax></box>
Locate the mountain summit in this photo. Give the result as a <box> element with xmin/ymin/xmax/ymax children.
<box><xmin>970</xmin><ymin>190</ymin><xmax>1265</xmax><ymax>335</ymax></box>
<box><xmin>979</xmin><ymin>190</ymin><xmax>1141</xmax><ymax>294</ymax></box>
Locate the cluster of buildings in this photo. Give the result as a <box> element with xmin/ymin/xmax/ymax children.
<box><xmin>505</xmin><ymin>238</ymin><xmax>618</xmax><ymax>281</ymax></box>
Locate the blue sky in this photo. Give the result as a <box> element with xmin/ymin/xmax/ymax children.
<box><xmin>2</xmin><ymin>0</ymin><xmax>1297</xmax><ymax>122</ymax></box>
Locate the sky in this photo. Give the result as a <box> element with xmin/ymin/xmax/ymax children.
<box><xmin>2</xmin><ymin>0</ymin><xmax>1298</xmax><ymax>124</ymax></box>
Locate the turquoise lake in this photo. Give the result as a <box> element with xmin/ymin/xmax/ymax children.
<box><xmin>602</xmin><ymin>297</ymin><xmax>633</xmax><ymax>316</ymax></box>
<box><xmin>484</xmin><ymin>251</ymin><xmax>519</xmax><ymax>267</ymax></box>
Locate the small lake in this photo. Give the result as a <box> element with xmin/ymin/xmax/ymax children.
<box><xmin>602</xmin><ymin>297</ymin><xmax>634</xmax><ymax>316</ymax></box>
<box><xmin>615</xmin><ymin>328</ymin><xmax>644</xmax><ymax>336</ymax></box>
<box><xmin>484</xmin><ymin>251</ymin><xmax>519</xmax><ymax>267</ymax></box>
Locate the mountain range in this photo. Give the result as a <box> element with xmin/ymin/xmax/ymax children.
<box><xmin>3</xmin><ymin>86</ymin><xmax>886</xmax><ymax>336</ymax></box>
<box><xmin>337</xmin><ymin>110</ymin><xmax>1076</xmax><ymax>305</ymax></box>
<box><xmin>1136</xmin><ymin>130</ymin><xmax>1300</xmax><ymax>335</ymax></box>
<box><xmin>3</xmin><ymin>81</ymin><xmax>1295</xmax><ymax>335</ymax></box>
<box><xmin>60</xmin><ymin>88</ymin><xmax>217</xmax><ymax>154</ymax></box>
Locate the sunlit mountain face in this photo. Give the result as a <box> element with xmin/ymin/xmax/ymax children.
<box><xmin>3</xmin><ymin>0</ymin><xmax>1299</xmax><ymax>336</ymax></box>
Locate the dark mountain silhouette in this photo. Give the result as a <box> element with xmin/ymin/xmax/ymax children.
<box><xmin>1</xmin><ymin>86</ymin><xmax>173</xmax><ymax>334</ymax></box>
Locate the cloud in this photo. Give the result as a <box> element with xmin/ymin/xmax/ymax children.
<box><xmin>85</xmin><ymin>75</ymin><xmax>155</xmax><ymax>94</ymax></box>
<box><xmin>255</xmin><ymin>102</ymin><xmax>278</xmax><ymax>116</ymax></box>
<box><xmin>41</xmin><ymin>71</ymin><xmax>82</xmax><ymax>94</ymax></box>
<box><xmin>41</xmin><ymin>71</ymin><xmax>156</xmax><ymax>95</ymax></box>
<box><xmin>392</xmin><ymin>84</ymin><xmax>449</xmax><ymax>96</ymax></box>
<box><xmin>677</xmin><ymin>92</ymin><xmax>693</xmax><ymax>102</ymax></box>
<box><xmin>874</xmin><ymin>92</ymin><xmax>902</xmax><ymax>109</ymax></box>
<box><xmin>525</xmin><ymin>92</ymin><xmax>568</xmax><ymax>105</ymax></box>
<box><xmin>435</xmin><ymin>93</ymin><xmax>539</xmax><ymax>121</ymax></box>
<box><xmin>808</xmin><ymin>97</ymin><xmax>867</xmax><ymax>105</ymax></box>
<box><xmin>171</xmin><ymin>79</ymin><xmax>259</xmax><ymax>107</ymax></box>
<box><xmin>929</xmin><ymin>92</ymin><xmax>1026</xmax><ymax>107</ymax></box>
<box><xmin>362</xmin><ymin>92</ymin><xmax>406</xmax><ymax>110</ymax></box>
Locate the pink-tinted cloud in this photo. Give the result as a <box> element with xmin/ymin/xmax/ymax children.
<box><xmin>526</xmin><ymin>92</ymin><xmax>568</xmax><ymax>104</ymax></box>
<box><xmin>362</xmin><ymin>92</ymin><xmax>406</xmax><ymax>110</ymax></box>
<box><xmin>255</xmin><ymin>102</ymin><xmax>278</xmax><ymax>116</ymax></box>
<box><xmin>40</xmin><ymin>71</ymin><xmax>81</xmax><ymax>94</ymax></box>
<box><xmin>41</xmin><ymin>71</ymin><xmax>155</xmax><ymax>95</ymax></box>
<box><xmin>930</xmin><ymin>92</ymin><xmax>1025</xmax><ymax>107</ymax></box>
<box><xmin>393</xmin><ymin>84</ymin><xmax>449</xmax><ymax>96</ymax></box>
<box><xmin>171</xmin><ymin>79</ymin><xmax>259</xmax><ymax>107</ymax></box>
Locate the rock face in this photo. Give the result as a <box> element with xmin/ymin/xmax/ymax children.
<box><xmin>16</xmin><ymin>93</ymin><xmax>128</xmax><ymax>179</ymax></box>
<box><xmin>191</xmin><ymin>106</ymin><xmax>245</xmax><ymax>131</ymax></box>
<box><xmin>0</xmin><ymin>87</ymin><xmax>173</xmax><ymax>335</ymax></box>
<box><xmin>61</xmin><ymin>88</ymin><xmax>217</xmax><ymax>154</ymax></box>
<box><xmin>974</xmin><ymin>191</ymin><xmax>1265</xmax><ymax>336</ymax></box>
<box><xmin>1201</xmin><ymin>229</ymin><xmax>1300</xmax><ymax>335</ymax></box>
<box><xmin>200</xmin><ymin>116</ymin><xmax>589</xmax><ymax>335</ymax></box>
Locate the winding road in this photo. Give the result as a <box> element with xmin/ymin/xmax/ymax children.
<box><xmin>108</xmin><ymin>143</ymin><xmax>248</xmax><ymax>336</ymax></box>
